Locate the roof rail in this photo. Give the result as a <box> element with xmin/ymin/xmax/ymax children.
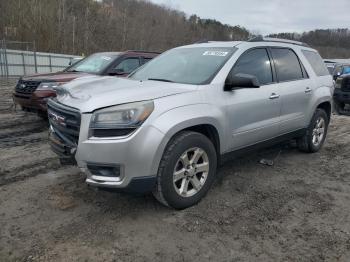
<box><xmin>248</xmin><ymin>36</ymin><xmax>310</xmax><ymax>47</ymax></box>
<box><xmin>126</xmin><ymin>50</ymin><xmax>161</xmax><ymax>54</ymax></box>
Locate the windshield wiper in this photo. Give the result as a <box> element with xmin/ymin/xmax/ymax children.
<box><xmin>67</xmin><ymin>69</ymin><xmax>81</xmax><ymax>73</ymax></box>
<box><xmin>148</xmin><ymin>78</ymin><xmax>173</xmax><ymax>83</ymax></box>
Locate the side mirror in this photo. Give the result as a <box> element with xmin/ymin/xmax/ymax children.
<box><xmin>108</xmin><ymin>68</ymin><xmax>125</xmax><ymax>76</ymax></box>
<box><xmin>224</xmin><ymin>73</ymin><xmax>260</xmax><ymax>91</ymax></box>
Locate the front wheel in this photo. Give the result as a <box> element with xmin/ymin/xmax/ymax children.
<box><xmin>153</xmin><ymin>131</ymin><xmax>217</xmax><ymax>209</ymax></box>
<box><xmin>297</xmin><ymin>109</ymin><xmax>329</xmax><ymax>153</ymax></box>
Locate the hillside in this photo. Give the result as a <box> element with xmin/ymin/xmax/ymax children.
<box><xmin>0</xmin><ymin>0</ymin><xmax>349</xmax><ymax>58</ymax></box>
<box><xmin>269</xmin><ymin>29</ymin><xmax>350</xmax><ymax>58</ymax></box>
<box><xmin>0</xmin><ymin>0</ymin><xmax>250</xmax><ymax>55</ymax></box>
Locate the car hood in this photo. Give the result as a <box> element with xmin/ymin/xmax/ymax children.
<box><xmin>55</xmin><ymin>76</ymin><xmax>198</xmax><ymax>113</ymax></box>
<box><xmin>21</xmin><ymin>71</ymin><xmax>92</xmax><ymax>82</ymax></box>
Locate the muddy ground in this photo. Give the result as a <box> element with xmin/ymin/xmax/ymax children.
<box><xmin>1</xmin><ymin>82</ymin><xmax>350</xmax><ymax>261</ymax></box>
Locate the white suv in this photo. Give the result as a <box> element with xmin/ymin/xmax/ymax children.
<box><xmin>48</xmin><ymin>37</ymin><xmax>333</xmax><ymax>209</ymax></box>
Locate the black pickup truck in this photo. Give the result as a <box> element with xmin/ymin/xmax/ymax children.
<box><xmin>334</xmin><ymin>74</ymin><xmax>350</xmax><ymax>114</ymax></box>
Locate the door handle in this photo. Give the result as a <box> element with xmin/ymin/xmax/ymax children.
<box><xmin>305</xmin><ymin>87</ymin><xmax>312</xmax><ymax>93</ymax></box>
<box><xmin>269</xmin><ymin>93</ymin><xmax>280</xmax><ymax>99</ymax></box>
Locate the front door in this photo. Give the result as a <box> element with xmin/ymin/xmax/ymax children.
<box><xmin>225</xmin><ymin>48</ymin><xmax>282</xmax><ymax>150</ymax></box>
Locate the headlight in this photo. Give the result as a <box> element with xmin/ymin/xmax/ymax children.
<box><xmin>89</xmin><ymin>101</ymin><xmax>154</xmax><ymax>138</ymax></box>
<box><xmin>335</xmin><ymin>78</ymin><xmax>342</xmax><ymax>89</ymax></box>
<box><xmin>36</xmin><ymin>82</ymin><xmax>66</xmax><ymax>91</ymax></box>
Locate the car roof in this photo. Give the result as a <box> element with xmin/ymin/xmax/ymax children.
<box><xmin>92</xmin><ymin>51</ymin><xmax>159</xmax><ymax>57</ymax></box>
<box><xmin>178</xmin><ymin>40</ymin><xmax>317</xmax><ymax>53</ymax></box>
<box><xmin>93</xmin><ymin>52</ymin><xmax>122</xmax><ymax>56</ymax></box>
<box><xmin>179</xmin><ymin>41</ymin><xmax>243</xmax><ymax>49</ymax></box>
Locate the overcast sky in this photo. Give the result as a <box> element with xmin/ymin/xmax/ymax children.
<box><xmin>149</xmin><ymin>0</ymin><xmax>349</xmax><ymax>35</ymax></box>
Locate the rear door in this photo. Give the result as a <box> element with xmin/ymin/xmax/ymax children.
<box><xmin>269</xmin><ymin>47</ymin><xmax>313</xmax><ymax>133</ymax></box>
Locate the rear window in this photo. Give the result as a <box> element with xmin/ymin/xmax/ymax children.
<box><xmin>271</xmin><ymin>48</ymin><xmax>304</xmax><ymax>82</ymax></box>
<box><xmin>302</xmin><ymin>50</ymin><xmax>330</xmax><ymax>76</ymax></box>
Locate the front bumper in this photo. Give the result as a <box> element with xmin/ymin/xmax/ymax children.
<box><xmin>50</xmin><ymin>111</ymin><xmax>167</xmax><ymax>193</ymax></box>
<box><xmin>76</xmin><ymin>114</ymin><xmax>166</xmax><ymax>192</ymax></box>
<box><xmin>333</xmin><ymin>88</ymin><xmax>350</xmax><ymax>103</ymax></box>
<box><xmin>13</xmin><ymin>91</ymin><xmax>53</xmax><ymax>112</ymax></box>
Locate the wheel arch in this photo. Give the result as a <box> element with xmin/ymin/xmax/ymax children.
<box><xmin>316</xmin><ymin>101</ymin><xmax>332</xmax><ymax>122</ymax></box>
<box><xmin>150</xmin><ymin>104</ymin><xmax>225</xmax><ymax>175</ymax></box>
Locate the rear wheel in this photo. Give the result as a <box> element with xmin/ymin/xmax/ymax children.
<box><xmin>297</xmin><ymin>109</ymin><xmax>329</xmax><ymax>153</ymax></box>
<box><xmin>153</xmin><ymin>131</ymin><xmax>217</xmax><ymax>209</ymax></box>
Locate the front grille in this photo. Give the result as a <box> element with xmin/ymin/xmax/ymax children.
<box><xmin>15</xmin><ymin>80</ymin><xmax>41</xmax><ymax>94</ymax></box>
<box><xmin>47</xmin><ymin>99</ymin><xmax>81</xmax><ymax>146</ymax></box>
<box><xmin>341</xmin><ymin>77</ymin><xmax>350</xmax><ymax>92</ymax></box>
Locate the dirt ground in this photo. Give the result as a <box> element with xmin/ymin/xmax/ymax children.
<box><xmin>1</xmin><ymin>82</ymin><xmax>350</xmax><ymax>262</ymax></box>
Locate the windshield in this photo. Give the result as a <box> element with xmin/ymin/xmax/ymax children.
<box><xmin>342</xmin><ymin>66</ymin><xmax>350</xmax><ymax>75</ymax></box>
<box><xmin>66</xmin><ymin>53</ymin><xmax>119</xmax><ymax>74</ymax></box>
<box><xmin>130</xmin><ymin>47</ymin><xmax>236</xmax><ymax>85</ymax></box>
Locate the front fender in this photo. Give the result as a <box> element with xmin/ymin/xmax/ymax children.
<box><xmin>149</xmin><ymin>103</ymin><xmax>226</xmax><ymax>174</ymax></box>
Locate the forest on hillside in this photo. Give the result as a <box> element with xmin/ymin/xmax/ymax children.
<box><xmin>269</xmin><ymin>29</ymin><xmax>350</xmax><ymax>58</ymax></box>
<box><xmin>0</xmin><ymin>0</ymin><xmax>349</xmax><ymax>58</ymax></box>
<box><xmin>0</xmin><ymin>0</ymin><xmax>250</xmax><ymax>55</ymax></box>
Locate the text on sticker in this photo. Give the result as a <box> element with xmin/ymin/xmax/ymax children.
<box><xmin>203</xmin><ymin>51</ymin><xmax>229</xmax><ymax>56</ymax></box>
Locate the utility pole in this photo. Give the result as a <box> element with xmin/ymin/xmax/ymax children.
<box><xmin>72</xmin><ymin>15</ymin><xmax>76</xmax><ymax>54</ymax></box>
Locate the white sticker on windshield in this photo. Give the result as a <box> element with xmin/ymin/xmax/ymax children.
<box><xmin>203</xmin><ymin>51</ymin><xmax>229</xmax><ymax>57</ymax></box>
<box><xmin>101</xmin><ymin>56</ymin><xmax>112</xmax><ymax>61</ymax></box>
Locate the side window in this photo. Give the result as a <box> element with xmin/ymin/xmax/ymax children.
<box><xmin>231</xmin><ymin>48</ymin><xmax>273</xmax><ymax>85</ymax></box>
<box><xmin>302</xmin><ymin>50</ymin><xmax>329</xmax><ymax>76</ymax></box>
<box><xmin>114</xmin><ymin>58</ymin><xmax>140</xmax><ymax>74</ymax></box>
<box><xmin>271</xmin><ymin>48</ymin><xmax>304</xmax><ymax>82</ymax></box>
<box><xmin>142</xmin><ymin>57</ymin><xmax>153</xmax><ymax>65</ymax></box>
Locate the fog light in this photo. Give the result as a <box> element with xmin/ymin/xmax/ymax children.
<box><xmin>87</xmin><ymin>164</ymin><xmax>121</xmax><ymax>177</ymax></box>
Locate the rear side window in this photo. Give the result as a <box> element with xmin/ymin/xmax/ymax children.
<box><xmin>231</xmin><ymin>48</ymin><xmax>273</xmax><ymax>85</ymax></box>
<box><xmin>302</xmin><ymin>50</ymin><xmax>329</xmax><ymax>76</ymax></box>
<box><xmin>271</xmin><ymin>48</ymin><xmax>304</xmax><ymax>82</ymax></box>
<box><xmin>114</xmin><ymin>58</ymin><xmax>140</xmax><ymax>74</ymax></box>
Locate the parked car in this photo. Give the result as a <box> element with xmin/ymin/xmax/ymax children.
<box><xmin>331</xmin><ymin>63</ymin><xmax>350</xmax><ymax>81</ymax></box>
<box><xmin>13</xmin><ymin>50</ymin><xmax>159</xmax><ymax>116</ymax></box>
<box><xmin>324</xmin><ymin>60</ymin><xmax>336</xmax><ymax>74</ymax></box>
<box><xmin>68</xmin><ymin>57</ymin><xmax>83</xmax><ymax>66</ymax></box>
<box><xmin>48</xmin><ymin>37</ymin><xmax>333</xmax><ymax>209</ymax></box>
<box><xmin>333</xmin><ymin>73</ymin><xmax>350</xmax><ymax>114</ymax></box>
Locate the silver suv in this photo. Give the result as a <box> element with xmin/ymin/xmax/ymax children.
<box><xmin>48</xmin><ymin>38</ymin><xmax>333</xmax><ymax>209</ymax></box>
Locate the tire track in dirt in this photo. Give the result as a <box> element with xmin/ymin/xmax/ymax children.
<box><xmin>0</xmin><ymin>94</ymin><xmax>59</xmax><ymax>185</ymax></box>
<box><xmin>0</xmin><ymin>157</ymin><xmax>61</xmax><ymax>186</ymax></box>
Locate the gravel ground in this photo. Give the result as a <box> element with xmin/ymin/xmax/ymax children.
<box><xmin>1</xmin><ymin>82</ymin><xmax>350</xmax><ymax>261</ymax></box>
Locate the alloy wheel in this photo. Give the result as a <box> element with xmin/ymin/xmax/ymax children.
<box><xmin>173</xmin><ymin>147</ymin><xmax>209</xmax><ymax>197</ymax></box>
<box><xmin>312</xmin><ymin>116</ymin><xmax>325</xmax><ymax>147</ymax></box>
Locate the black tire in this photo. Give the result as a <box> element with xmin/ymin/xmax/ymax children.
<box><xmin>153</xmin><ymin>131</ymin><xmax>217</xmax><ymax>209</ymax></box>
<box><xmin>334</xmin><ymin>100</ymin><xmax>345</xmax><ymax>115</ymax></box>
<box><xmin>297</xmin><ymin>108</ymin><xmax>329</xmax><ymax>153</ymax></box>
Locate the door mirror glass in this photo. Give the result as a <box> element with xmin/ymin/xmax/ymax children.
<box><xmin>225</xmin><ymin>73</ymin><xmax>260</xmax><ymax>90</ymax></box>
